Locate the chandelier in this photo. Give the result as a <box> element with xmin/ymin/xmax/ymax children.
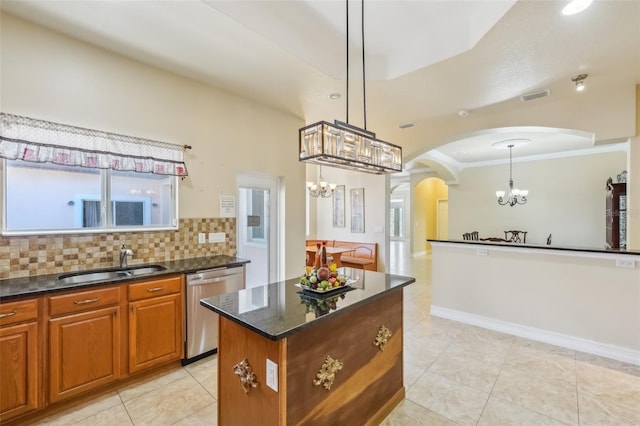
<box><xmin>307</xmin><ymin>166</ymin><xmax>336</xmax><ymax>198</ymax></box>
<box><xmin>298</xmin><ymin>0</ymin><xmax>402</xmax><ymax>175</ymax></box>
<box><xmin>495</xmin><ymin>142</ymin><xmax>528</xmax><ymax>207</ymax></box>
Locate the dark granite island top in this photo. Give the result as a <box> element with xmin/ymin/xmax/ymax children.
<box><xmin>200</xmin><ymin>268</ymin><xmax>415</xmax><ymax>341</ymax></box>
<box><xmin>200</xmin><ymin>268</ymin><xmax>415</xmax><ymax>425</ymax></box>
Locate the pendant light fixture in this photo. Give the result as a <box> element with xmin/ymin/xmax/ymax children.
<box><xmin>495</xmin><ymin>141</ymin><xmax>529</xmax><ymax>207</ymax></box>
<box><xmin>307</xmin><ymin>165</ymin><xmax>337</xmax><ymax>198</ymax></box>
<box><xmin>298</xmin><ymin>0</ymin><xmax>402</xmax><ymax>175</ymax></box>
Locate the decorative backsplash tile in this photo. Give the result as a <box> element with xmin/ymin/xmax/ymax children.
<box><xmin>0</xmin><ymin>218</ymin><xmax>236</xmax><ymax>280</ymax></box>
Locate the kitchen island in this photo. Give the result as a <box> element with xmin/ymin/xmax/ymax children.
<box><xmin>200</xmin><ymin>268</ymin><xmax>415</xmax><ymax>425</ymax></box>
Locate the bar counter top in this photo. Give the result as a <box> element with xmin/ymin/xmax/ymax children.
<box><xmin>428</xmin><ymin>239</ymin><xmax>640</xmax><ymax>258</ymax></box>
<box><xmin>200</xmin><ymin>268</ymin><xmax>415</xmax><ymax>341</ymax></box>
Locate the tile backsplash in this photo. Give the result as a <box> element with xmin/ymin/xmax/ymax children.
<box><xmin>0</xmin><ymin>218</ymin><xmax>236</xmax><ymax>280</ymax></box>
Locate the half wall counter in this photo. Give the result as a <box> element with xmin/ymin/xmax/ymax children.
<box><xmin>429</xmin><ymin>239</ymin><xmax>640</xmax><ymax>365</ymax></box>
<box><xmin>200</xmin><ymin>268</ymin><xmax>415</xmax><ymax>425</ymax></box>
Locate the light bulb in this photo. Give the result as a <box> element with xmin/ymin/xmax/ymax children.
<box><xmin>576</xmin><ymin>81</ymin><xmax>585</xmax><ymax>92</ymax></box>
<box><xmin>496</xmin><ymin>191</ymin><xmax>505</xmax><ymax>198</ymax></box>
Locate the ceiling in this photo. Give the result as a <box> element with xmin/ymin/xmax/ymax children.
<box><xmin>1</xmin><ymin>0</ymin><xmax>639</xmax><ymax>173</ymax></box>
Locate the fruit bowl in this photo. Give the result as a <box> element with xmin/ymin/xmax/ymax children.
<box><xmin>299</xmin><ymin>264</ymin><xmax>348</xmax><ymax>292</ymax></box>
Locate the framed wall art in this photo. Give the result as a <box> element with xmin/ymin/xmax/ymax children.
<box><xmin>333</xmin><ymin>185</ymin><xmax>345</xmax><ymax>227</ymax></box>
<box><xmin>350</xmin><ymin>188</ymin><xmax>365</xmax><ymax>233</ymax></box>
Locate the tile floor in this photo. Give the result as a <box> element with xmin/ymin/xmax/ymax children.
<box><xmin>30</xmin><ymin>242</ymin><xmax>639</xmax><ymax>425</ymax></box>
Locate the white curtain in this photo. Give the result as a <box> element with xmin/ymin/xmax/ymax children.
<box><xmin>0</xmin><ymin>113</ymin><xmax>188</xmax><ymax>176</ymax></box>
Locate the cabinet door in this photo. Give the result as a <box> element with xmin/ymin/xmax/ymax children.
<box><xmin>129</xmin><ymin>293</ymin><xmax>183</xmax><ymax>374</ymax></box>
<box><xmin>0</xmin><ymin>321</ymin><xmax>39</xmax><ymax>422</ymax></box>
<box><xmin>49</xmin><ymin>306</ymin><xmax>120</xmax><ymax>403</ymax></box>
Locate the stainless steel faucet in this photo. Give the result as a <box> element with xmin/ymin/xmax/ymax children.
<box><xmin>119</xmin><ymin>244</ymin><xmax>133</xmax><ymax>268</ymax></box>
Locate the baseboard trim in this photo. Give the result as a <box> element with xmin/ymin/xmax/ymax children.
<box><xmin>430</xmin><ymin>305</ymin><xmax>640</xmax><ymax>366</ymax></box>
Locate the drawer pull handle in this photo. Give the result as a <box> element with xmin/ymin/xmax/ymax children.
<box><xmin>0</xmin><ymin>310</ymin><xmax>17</xmax><ymax>318</ymax></box>
<box><xmin>146</xmin><ymin>286</ymin><xmax>165</xmax><ymax>292</ymax></box>
<box><xmin>73</xmin><ymin>298</ymin><xmax>100</xmax><ymax>305</ymax></box>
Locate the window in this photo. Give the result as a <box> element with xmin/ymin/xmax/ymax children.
<box><xmin>3</xmin><ymin>160</ymin><xmax>177</xmax><ymax>234</ymax></box>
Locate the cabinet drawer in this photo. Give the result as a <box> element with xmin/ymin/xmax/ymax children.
<box><xmin>128</xmin><ymin>276</ymin><xmax>182</xmax><ymax>301</ymax></box>
<box><xmin>0</xmin><ymin>299</ymin><xmax>38</xmax><ymax>326</ymax></box>
<box><xmin>48</xmin><ymin>286</ymin><xmax>121</xmax><ymax>317</ymax></box>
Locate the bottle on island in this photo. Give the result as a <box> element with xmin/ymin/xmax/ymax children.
<box><xmin>314</xmin><ymin>242</ymin><xmax>322</xmax><ymax>269</ymax></box>
<box><xmin>317</xmin><ymin>241</ymin><xmax>331</xmax><ymax>281</ymax></box>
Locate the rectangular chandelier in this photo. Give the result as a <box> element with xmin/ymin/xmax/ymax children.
<box><xmin>299</xmin><ymin>120</ymin><xmax>402</xmax><ymax>174</ymax></box>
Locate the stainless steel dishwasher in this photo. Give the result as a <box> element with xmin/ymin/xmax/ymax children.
<box><xmin>184</xmin><ymin>265</ymin><xmax>245</xmax><ymax>364</ymax></box>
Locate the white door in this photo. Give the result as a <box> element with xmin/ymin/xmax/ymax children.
<box><xmin>237</xmin><ymin>172</ymin><xmax>279</xmax><ymax>288</ymax></box>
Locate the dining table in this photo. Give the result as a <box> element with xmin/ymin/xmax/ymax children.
<box><xmin>305</xmin><ymin>245</ymin><xmax>354</xmax><ymax>267</ymax></box>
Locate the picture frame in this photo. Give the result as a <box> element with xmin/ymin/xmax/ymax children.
<box><xmin>350</xmin><ymin>188</ymin><xmax>365</xmax><ymax>233</ymax></box>
<box><xmin>332</xmin><ymin>185</ymin><xmax>345</xmax><ymax>227</ymax></box>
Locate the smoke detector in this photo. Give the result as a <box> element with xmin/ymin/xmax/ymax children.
<box><xmin>458</xmin><ymin>109</ymin><xmax>470</xmax><ymax>117</ymax></box>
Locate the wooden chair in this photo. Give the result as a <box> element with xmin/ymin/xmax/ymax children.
<box><xmin>462</xmin><ymin>231</ymin><xmax>479</xmax><ymax>241</ymax></box>
<box><xmin>504</xmin><ymin>230</ymin><xmax>527</xmax><ymax>243</ymax></box>
<box><xmin>480</xmin><ymin>237</ymin><xmax>508</xmax><ymax>242</ymax></box>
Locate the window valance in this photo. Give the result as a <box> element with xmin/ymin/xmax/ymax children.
<box><xmin>0</xmin><ymin>113</ymin><xmax>189</xmax><ymax>176</ymax></box>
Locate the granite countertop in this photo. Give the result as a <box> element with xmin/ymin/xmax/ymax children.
<box><xmin>200</xmin><ymin>268</ymin><xmax>415</xmax><ymax>341</ymax></box>
<box><xmin>428</xmin><ymin>239</ymin><xmax>640</xmax><ymax>256</ymax></box>
<box><xmin>0</xmin><ymin>255</ymin><xmax>250</xmax><ymax>300</ymax></box>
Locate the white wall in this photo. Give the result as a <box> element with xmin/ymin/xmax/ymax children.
<box><xmin>0</xmin><ymin>13</ymin><xmax>307</xmax><ymax>278</ymax></box>
<box><xmin>448</xmin><ymin>149</ymin><xmax>628</xmax><ymax>247</ymax></box>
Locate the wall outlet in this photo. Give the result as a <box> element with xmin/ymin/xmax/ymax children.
<box><xmin>476</xmin><ymin>249</ymin><xmax>488</xmax><ymax>256</ymax></box>
<box><xmin>198</xmin><ymin>233</ymin><xmax>206</xmax><ymax>244</ymax></box>
<box><xmin>615</xmin><ymin>259</ymin><xmax>635</xmax><ymax>268</ymax></box>
<box><xmin>266</xmin><ymin>358</ymin><xmax>278</xmax><ymax>392</ymax></box>
<box><xmin>208</xmin><ymin>232</ymin><xmax>225</xmax><ymax>243</ymax></box>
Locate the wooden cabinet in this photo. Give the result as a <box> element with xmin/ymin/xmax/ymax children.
<box><xmin>2</xmin><ymin>273</ymin><xmax>184</xmax><ymax>422</ymax></box>
<box><xmin>48</xmin><ymin>287</ymin><xmax>121</xmax><ymax>403</ymax></box>
<box><xmin>606</xmin><ymin>180</ymin><xmax>626</xmax><ymax>249</ymax></box>
<box><xmin>128</xmin><ymin>276</ymin><xmax>183</xmax><ymax>374</ymax></box>
<box><xmin>0</xmin><ymin>299</ymin><xmax>40</xmax><ymax>422</ymax></box>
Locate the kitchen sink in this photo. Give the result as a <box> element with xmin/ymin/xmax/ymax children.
<box><xmin>58</xmin><ymin>265</ymin><xmax>167</xmax><ymax>285</ymax></box>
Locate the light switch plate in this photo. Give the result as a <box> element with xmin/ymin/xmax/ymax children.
<box><xmin>615</xmin><ymin>259</ymin><xmax>635</xmax><ymax>268</ymax></box>
<box><xmin>198</xmin><ymin>233</ymin><xmax>206</xmax><ymax>244</ymax></box>
<box><xmin>266</xmin><ymin>359</ymin><xmax>278</xmax><ymax>392</ymax></box>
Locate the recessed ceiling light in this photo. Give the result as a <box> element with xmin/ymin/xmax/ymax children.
<box><xmin>328</xmin><ymin>93</ymin><xmax>341</xmax><ymax>100</ymax></box>
<box><xmin>458</xmin><ymin>109</ymin><xmax>470</xmax><ymax>117</ymax></box>
<box><xmin>562</xmin><ymin>0</ymin><xmax>593</xmax><ymax>16</ymax></box>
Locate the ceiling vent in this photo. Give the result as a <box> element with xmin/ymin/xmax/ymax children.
<box><xmin>398</xmin><ymin>122</ymin><xmax>415</xmax><ymax>129</ymax></box>
<box><xmin>520</xmin><ymin>89</ymin><xmax>550</xmax><ymax>102</ymax></box>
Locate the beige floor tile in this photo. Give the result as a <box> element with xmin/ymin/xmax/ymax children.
<box><xmin>188</xmin><ymin>359</ymin><xmax>218</xmax><ymax>397</ymax></box>
<box><xmin>575</xmin><ymin>352</ymin><xmax>640</xmax><ymax>377</ymax></box>
<box><xmin>478</xmin><ymin>396</ymin><xmax>571</xmax><ymax>426</ymax></box>
<box><xmin>70</xmin><ymin>403</ymin><xmax>133</xmax><ymax>426</ymax></box>
<box><xmin>502</xmin><ymin>349</ymin><xmax>577</xmax><ymax>389</ymax></box>
<box><xmin>406</xmin><ymin>371</ymin><xmax>490</xmax><ymax>426</ymax></box>
<box><xmin>117</xmin><ymin>366</ymin><xmax>189</xmax><ymax>402</ymax></box>
<box><xmin>184</xmin><ymin>353</ymin><xmax>217</xmax><ymax>374</ymax></box>
<box><xmin>576</xmin><ymin>360</ymin><xmax>640</xmax><ymax>412</ymax></box>
<box><xmin>428</xmin><ymin>347</ymin><xmax>503</xmax><ymax>393</ymax></box>
<box><xmin>492</xmin><ymin>368</ymin><xmax>579</xmax><ymax>425</ymax></box>
<box><xmin>123</xmin><ymin>376</ymin><xmax>214</xmax><ymax>425</ymax></box>
<box><xmin>172</xmin><ymin>401</ymin><xmax>218</xmax><ymax>426</ymax></box>
<box><xmin>380</xmin><ymin>399</ymin><xmax>458</xmax><ymax>426</ymax></box>
<box><xmin>404</xmin><ymin>361</ymin><xmax>426</xmax><ymax>391</ymax></box>
<box><xmin>578</xmin><ymin>391</ymin><xmax>640</xmax><ymax>426</ymax></box>
<box><xmin>32</xmin><ymin>392</ymin><xmax>122</xmax><ymax>426</ymax></box>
